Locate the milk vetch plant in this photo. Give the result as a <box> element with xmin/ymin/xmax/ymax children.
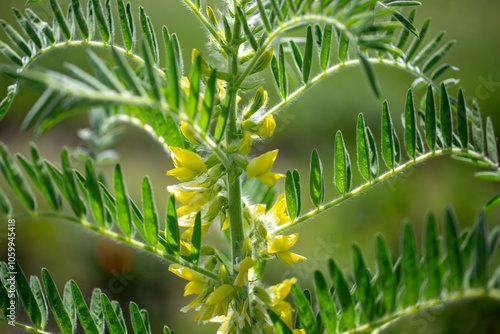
<box><xmin>0</xmin><ymin>0</ymin><xmax>500</xmax><ymax>333</ymax></box>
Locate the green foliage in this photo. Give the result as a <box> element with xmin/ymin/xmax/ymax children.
<box><xmin>0</xmin><ymin>0</ymin><xmax>499</xmax><ymax>333</ymax></box>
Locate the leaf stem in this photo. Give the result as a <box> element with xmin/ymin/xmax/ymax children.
<box><xmin>272</xmin><ymin>148</ymin><xmax>499</xmax><ymax>234</ymax></box>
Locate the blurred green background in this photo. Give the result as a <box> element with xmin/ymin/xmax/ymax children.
<box><xmin>1</xmin><ymin>0</ymin><xmax>500</xmax><ymax>333</ymax></box>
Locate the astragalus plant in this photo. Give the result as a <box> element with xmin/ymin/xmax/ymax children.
<box><xmin>0</xmin><ymin>0</ymin><xmax>500</xmax><ymax>333</ymax></box>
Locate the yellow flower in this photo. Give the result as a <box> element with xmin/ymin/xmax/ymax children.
<box><xmin>168</xmin><ymin>264</ymin><xmax>207</xmax><ymax>296</ymax></box>
<box><xmin>176</xmin><ymin>191</ymin><xmax>211</xmax><ymax>217</ymax></box>
<box><xmin>234</xmin><ymin>257</ymin><xmax>254</xmax><ymax>287</ymax></box>
<box><xmin>267</xmin><ymin>277</ymin><xmax>297</xmax><ymax>302</ymax></box>
<box><xmin>206</xmin><ymin>284</ymin><xmax>234</xmax><ymax>317</ymax></box>
<box><xmin>237</xmin><ymin>132</ymin><xmax>252</xmax><ymax>155</ymax></box>
<box><xmin>179</xmin><ymin>214</ymin><xmax>213</xmax><ymax>239</ymax></box>
<box><xmin>267</xmin><ymin>194</ymin><xmax>291</xmax><ymax>226</ymax></box>
<box><xmin>167</xmin><ymin>147</ymin><xmax>208</xmax><ymax>182</ymax></box>
<box><xmin>267</xmin><ymin>234</ymin><xmax>306</xmax><ymax>266</ymax></box>
<box><xmin>181</xmin><ymin>122</ymin><xmax>201</xmax><ymax>145</ymax></box>
<box><xmin>167</xmin><ymin>185</ymin><xmax>199</xmax><ymax>205</ymax></box>
<box><xmin>221</xmin><ymin>214</ymin><xmax>229</xmax><ymax>230</ymax></box>
<box><xmin>181</xmin><ymin>76</ymin><xmax>190</xmax><ymax>95</ymax></box>
<box><xmin>256</xmin><ymin>114</ymin><xmax>276</xmax><ymax>138</ymax></box>
<box><xmin>246</xmin><ymin>150</ymin><xmax>285</xmax><ymax>186</ymax></box>
<box><xmin>273</xmin><ymin>300</ymin><xmax>295</xmax><ymax>330</ymax></box>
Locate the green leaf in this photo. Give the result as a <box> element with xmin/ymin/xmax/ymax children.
<box><xmin>405</xmin><ymin>18</ymin><xmax>430</xmax><ymax>62</ymax></box>
<box><xmin>440</xmin><ymin>83</ymin><xmax>453</xmax><ymax>147</ymax></box>
<box><xmin>49</xmin><ymin>0</ymin><xmax>71</xmax><ymax>40</ymax></box>
<box><xmin>381</xmin><ymin>101</ymin><xmax>395</xmax><ymax>170</ymax></box>
<box><xmin>423</xmin><ymin>40</ymin><xmax>456</xmax><ymax>73</ymax></box>
<box><xmin>114</xmin><ymin>165</ymin><xmax>132</xmax><ymax>237</ymax></box>
<box><xmin>198</xmin><ymin>70</ymin><xmax>217</xmax><ymax>132</ymax></box>
<box><xmin>140</xmin><ymin>7</ymin><xmax>158</xmax><ymax>64</ymax></box>
<box><xmin>72</xmin><ymin>0</ymin><xmax>89</xmax><ymax>40</ymax></box>
<box><xmin>328</xmin><ymin>259</ymin><xmax>355</xmax><ymax>329</ymax></box>
<box><xmin>366</xmin><ymin>127</ymin><xmax>379</xmax><ymax>179</ymax></box>
<box><xmin>471</xmin><ymin>101</ymin><xmax>484</xmax><ymax>154</ymax></box>
<box><xmin>166</xmin><ymin>34</ymin><xmax>180</xmax><ymax>109</ymax></box>
<box><xmin>395</xmin><ymin>9</ymin><xmax>415</xmax><ymax>52</ymax></box>
<box><xmin>291</xmin><ymin>284</ymin><xmax>318</xmax><ymax>334</ymax></box>
<box><xmin>424</xmin><ymin>212</ymin><xmax>442</xmax><ymax>299</ymax></box>
<box><xmin>334</xmin><ymin>131</ymin><xmax>350</xmax><ymax>195</ymax></box>
<box><xmin>117</xmin><ymin>0</ymin><xmax>132</xmax><ymax>50</ymax></box>
<box><xmin>271</xmin><ymin>54</ymin><xmax>280</xmax><ymax>91</ymax></box>
<box><xmin>0</xmin><ymin>19</ymin><xmax>31</xmax><ymax>57</ymax></box>
<box><xmin>42</xmin><ymin>268</ymin><xmax>73</xmax><ymax>334</ymax></box>
<box><xmin>456</xmin><ymin>88</ymin><xmax>469</xmax><ymax>149</ymax></box>
<box><xmin>279</xmin><ymin>44</ymin><xmax>287</xmax><ymax>99</ymax></box>
<box><xmin>0</xmin><ymin>41</ymin><xmax>23</xmax><ymax>66</ymax></box>
<box><xmin>359</xmin><ymin>52</ymin><xmax>381</xmax><ymax>99</ymax></box>
<box><xmin>101</xmin><ymin>295</ymin><xmax>126</xmax><ymax>334</ymax></box>
<box><xmin>0</xmin><ymin>143</ymin><xmax>36</xmax><ymax>211</ymax></box>
<box><xmin>191</xmin><ymin>212</ymin><xmax>202</xmax><ymax>265</ymax></box>
<box><xmin>292</xmin><ymin>170</ymin><xmax>301</xmax><ymax>217</ymax></box>
<box><xmin>142</xmin><ymin>176</ymin><xmax>159</xmax><ymax>247</ymax></box>
<box><xmin>25</xmin><ymin>8</ymin><xmax>56</xmax><ymax>44</ymax></box>
<box><xmin>404</xmin><ymin>89</ymin><xmax>417</xmax><ymax>159</ymax></box>
<box><xmin>402</xmin><ymin>222</ymin><xmax>419</xmax><ymax>306</ymax></box>
<box><xmin>256</xmin><ymin>0</ymin><xmax>272</xmax><ymax>33</ymax></box>
<box><xmin>425</xmin><ymin>85</ymin><xmax>437</xmax><ymax>150</ymax></box>
<box><xmin>357</xmin><ymin>114</ymin><xmax>370</xmax><ymax>181</ymax></box>
<box><xmin>237</xmin><ymin>6</ymin><xmax>258</xmax><ymax>51</ymax></box>
<box><xmin>14</xmin><ymin>261</ymin><xmax>42</xmax><ymax>329</ymax></box>
<box><xmin>214</xmin><ymin>85</ymin><xmax>233</xmax><ymax>143</ymax></box>
<box><xmin>87</xmin><ymin>51</ymin><xmax>124</xmax><ymax>93</ymax></box>
<box><xmin>61</xmin><ymin>148</ymin><xmax>83</xmax><ymax>217</ymax></box>
<box><xmin>289</xmin><ymin>40</ymin><xmax>303</xmax><ymax>71</ymax></box>
<box><xmin>471</xmin><ymin>211</ymin><xmax>489</xmax><ymax>287</ymax></box>
<box><xmin>185</xmin><ymin>54</ymin><xmax>201</xmax><ymax>120</ymax></box>
<box><xmin>309</xmin><ymin>149</ymin><xmax>325</xmax><ymax>208</ymax></box>
<box><xmin>475</xmin><ymin>171</ymin><xmax>500</xmax><ymax>181</ymax></box>
<box><xmin>303</xmin><ymin>25</ymin><xmax>313</xmax><ymax>84</ymax></box>
<box><xmin>90</xmin><ymin>289</ymin><xmax>104</xmax><ymax>334</ymax></box>
<box><xmin>352</xmin><ymin>244</ymin><xmax>375</xmax><ymax>321</ymax></box>
<box><xmin>30</xmin><ymin>143</ymin><xmax>61</xmax><ymax>210</ymax></box>
<box><xmin>285</xmin><ymin>170</ymin><xmax>298</xmax><ymax>221</ymax></box>
<box><xmin>486</xmin><ymin>117</ymin><xmax>498</xmax><ymax>164</ymax></box>
<box><xmin>30</xmin><ymin>276</ymin><xmax>48</xmax><ymax>329</ymax></box>
<box><xmin>130</xmin><ymin>302</ymin><xmax>148</xmax><ymax>334</ymax></box>
<box><xmin>165</xmin><ymin>195</ymin><xmax>180</xmax><ymax>256</ymax></box>
<box><xmin>63</xmin><ymin>283</ymin><xmax>76</xmax><ymax>331</ymax></box>
<box><xmin>320</xmin><ymin>25</ymin><xmax>332</xmax><ymax>72</ymax></box>
<box><xmin>393</xmin><ymin>11</ymin><xmax>418</xmax><ymax>37</ymax></box>
<box><xmin>111</xmin><ymin>47</ymin><xmax>145</xmax><ymax>97</ymax></box>
<box><xmin>267</xmin><ymin>309</ymin><xmax>293</xmax><ymax>334</ymax></box>
<box><xmin>156</xmin><ymin>112</ymin><xmax>184</xmax><ymax>149</ymax></box>
<box><xmin>85</xmin><ymin>159</ymin><xmax>105</xmax><ymax>228</ymax></box>
<box><xmin>269</xmin><ymin>0</ymin><xmax>284</xmax><ymax>22</ymax></box>
<box><xmin>141</xmin><ymin>40</ymin><xmax>163</xmax><ymax>104</ymax></box>
<box><xmin>412</xmin><ymin>30</ymin><xmax>446</xmax><ymax>66</ymax></box>
<box><xmin>338</xmin><ymin>32</ymin><xmax>349</xmax><ymax>63</ymax></box>
<box><xmin>314</xmin><ymin>271</ymin><xmax>336</xmax><ymax>334</ymax></box>
<box><xmin>376</xmin><ymin>235</ymin><xmax>396</xmax><ymax>313</ymax></box>
<box><xmin>445</xmin><ymin>206</ymin><xmax>464</xmax><ymax>290</ymax></box>
<box><xmin>0</xmin><ymin>186</ymin><xmax>12</xmax><ymax>216</ymax></box>
<box><xmin>90</xmin><ymin>0</ymin><xmax>109</xmax><ymax>42</ymax></box>
<box><xmin>70</xmin><ymin>281</ymin><xmax>99</xmax><ymax>334</ymax></box>
<box><xmin>12</xmin><ymin>8</ymin><xmax>42</xmax><ymax>50</ymax></box>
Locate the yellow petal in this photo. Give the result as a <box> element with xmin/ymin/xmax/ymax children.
<box><xmin>206</xmin><ymin>284</ymin><xmax>234</xmax><ymax>305</ymax></box>
<box><xmin>256</xmin><ymin>172</ymin><xmax>285</xmax><ymax>187</ymax></box>
<box><xmin>168</xmin><ymin>264</ymin><xmax>206</xmax><ymax>283</ymax></box>
<box><xmin>221</xmin><ymin>215</ymin><xmax>229</xmax><ymax>230</ymax></box>
<box><xmin>234</xmin><ymin>257</ymin><xmax>254</xmax><ymax>273</ymax></box>
<box><xmin>246</xmin><ymin>150</ymin><xmax>279</xmax><ymax>179</ymax></box>
<box><xmin>267</xmin><ymin>234</ymin><xmax>299</xmax><ymax>253</ymax></box>
<box><xmin>167</xmin><ymin>167</ymin><xmax>201</xmax><ymax>182</ymax></box>
<box><xmin>269</xmin><ymin>278</ymin><xmax>297</xmax><ymax>301</ymax></box>
<box><xmin>169</xmin><ymin>147</ymin><xmax>207</xmax><ymax>173</ymax></box>
<box><xmin>237</xmin><ymin>132</ymin><xmax>252</xmax><ymax>155</ymax></box>
<box><xmin>268</xmin><ymin>194</ymin><xmax>291</xmax><ymax>225</ymax></box>
<box><xmin>167</xmin><ymin>186</ymin><xmax>198</xmax><ymax>205</ymax></box>
<box><xmin>181</xmin><ymin>122</ymin><xmax>201</xmax><ymax>145</ymax></box>
<box><xmin>273</xmin><ymin>301</ymin><xmax>294</xmax><ymax>329</ymax></box>
<box><xmin>276</xmin><ymin>251</ymin><xmax>307</xmax><ymax>266</ymax></box>
<box><xmin>184</xmin><ymin>280</ymin><xmax>206</xmax><ymax>296</ymax></box>
<box><xmin>256</xmin><ymin>114</ymin><xmax>276</xmax><ymax>138</ymax></box>
<box><xmin>181</xmin><ymin>76</ymin><xmax>190</xmax><ymax>95</ymax></box>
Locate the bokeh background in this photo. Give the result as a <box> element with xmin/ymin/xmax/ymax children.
<box><xmin>1</xmin><ymin>0</ymin><xmax>500</xmax><ymax>333</ymax></box>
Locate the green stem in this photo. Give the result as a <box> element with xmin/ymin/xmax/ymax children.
<box><xmin>9</xmin><ymin>212</ymin><xmax>218</xmax><ymax>280</ymax></box>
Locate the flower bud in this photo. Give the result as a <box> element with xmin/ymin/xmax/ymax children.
<box><xmin>181</xmin><ymin>122</ymin><xmax>201</xmax><ymax>145</ymax></box>
<box><xmin>204</xmin><ymin>196</ymin><xmax>227</xmax><ymax>222</ymax></box>
<box><xmin>244</xmin><ymin>87</ymin><xmax>268</xmax><ymax>119</ymax></box>
<box><xmin>251</xmin><ymin>47</ymin><xmax>274</xmax><ymax>74</ymax></box>
<box><xmin>192</xmin><ymin>49</ymin><xmax>212</xmax><ymax>76</ymax></box>
<box><xmin>204</xmin><ymin>255</ymin><xmax>218</xmax><ymax>271</ymax></box>
<box><xmin>233</xmin><ymin>154</ymin><xmax>249</xmax><ymax>170</ymax></box>
<box><xmin>241</xmin><ymin>237</ymin><xmax>253</xmax><ymax>259</ymax></box>
<box><xmin>218</xmin><ymin>263</ymin><xmax>229</xmax><ymax>284</ymax></box>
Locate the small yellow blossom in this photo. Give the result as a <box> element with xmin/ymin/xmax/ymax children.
<box><xmin>168</xmin><ymin>264</ymin><xmax>207</xmax><ymax>296</ymax></box>
<box><xmin>206</xmin><ymin>284</ymin><xmax>234</xmax><ymax>317</ymax></box>
<box><xmin>179</xmin><ymin>214</ymin><xmax>212</xmax><ymax>239</ymax></box>
<box><xmin>167</xmin><ymin>147</ymin><xmax>208</xmax><ymax>182</ymax></box>
<box><xmin>181</xmin><ymin>76</ymin><xmax>190</xmax><ymax>95</ymax></box>
<box><xmin>256</xmin><ymin>114</ymin><xmax>276</xmax><ymax>138</ymax></box>
<box><xmin>267</xmin><ymin>277</ymin><xmax>297</xmax><ymax>301</ymax></box>
<box><xmin>237</xmin><ymin>132</ymin><xmax>252</xmax><ymax>155</ymax></box>
<box><xmin>181</xmin><ymin>122</ymin><xmax>201</xmax><ymax>145</ymax></box>
<box><xmin>234</xmin><ymin>257</ymin><xmax>254</xmax><ymax>287</ymax></box>
<box><xmin>234</xmin><ymin>299</ymin><xmax>251</xmax><ymax>329</ymax></box>
<box><xmin>221</xmin><ymin>214</ymin><xmax>229</xmax><ymax>230</ymax></box>
<box><xmin>267</xmin><ymin>234</ymin><xmax>306</xmax><ymax>266</ymax></box>
<box><xmin>267</xmin><ymin>194</ymin><xmax>291</xmax><ymax>226</ymax></box>
<box><xmin>246</xmin><ymin>150</ymin><xmax>285</xmax><ymax>186</ymax></box>
<box><xmin>176</xmin><ymin>191</ymin><xmax>212</xmax><ymax>217</ymax></box>
<box><xmin>273</xmin><ymin>300</ymin><xmax>295</xmax><ymax>329</ymax></box>
<box><xmin>167</xmin><ymin>185</ymin><xmax>199</xmax><ymax>205</ymax></box>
